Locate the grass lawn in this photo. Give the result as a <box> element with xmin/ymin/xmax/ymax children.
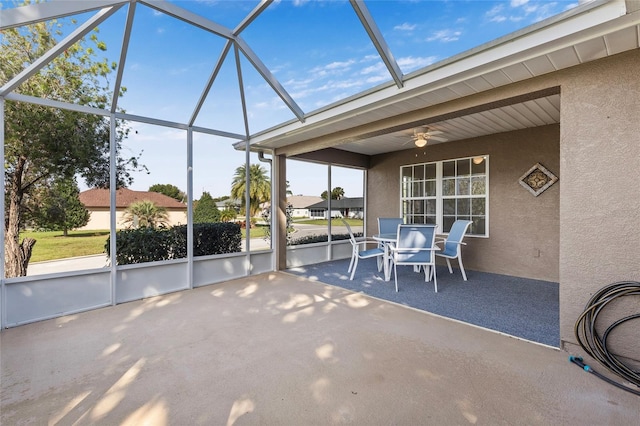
<box><xmin>293</xmin><ymin>218</ymin><xmax>363</xmax><ymax>226</ymax></box>
<box><xmin>21</xmin><ymin>230</ymin><xmax>110</xmax><ymax>263</ymax></box>
<box><xmin>242</xmin><ymin>225</ymin><xmax>269</xmax><ymax>239</ymax></box>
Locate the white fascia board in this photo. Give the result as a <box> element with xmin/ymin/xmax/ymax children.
<box><xmin>0</xmin><ymin>0</ymin><xmax>127</xmax><ymax>29</ymax></box>
<box><xmin>248</xmin><ymin>0</ymin><xmax>630</xmax><ymax>145</ymax></box>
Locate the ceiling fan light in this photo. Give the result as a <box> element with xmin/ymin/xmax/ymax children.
<box><xmin>415</xmin><ymin>137</ymin><xmax>427</xmax><ymax>147</ymax></box>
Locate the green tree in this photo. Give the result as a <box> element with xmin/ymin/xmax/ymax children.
<box><xmin>2</xmin><ymin>9</ymin><xmax>143</xmax><ymax>277</ymax></box>
<box><xmin>193</xmin><ymin>191</ymin><xmax>220</xmax><ymax>223</ymax></box>
<box><xmin>122</xmin><ymin>200</ymin><xmax>169</xmax><ymax>229</ymax></box>
<box><xmin>331</xmin><ymin>187</ymin><xmax>345</xmax><ymax>200</ymax></box>
<box><xmin>32</xmin><ymin>177</ymin><xmax>90</xmax><ymax>236</ymax></box>
<box><xmin>320</xmin><ymin>187</ymin><xmax>345</xmax><ymax>200</ymax></box>
<box><xmin>230</xmin><ymin>164</ymin><xmax>270</xmax><ymax>217</ymax></box>
<box><xmin>149</xmin><ymin>183</ymin><xmax>186</xmax><ymax>203</ymax></box>
<box><xmin>219</xmin><ymin>208</ymin><xmax>237</xmax><ymax>222</ymax></box>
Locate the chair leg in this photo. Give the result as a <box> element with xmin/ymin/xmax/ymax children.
<box><xmin>458</xmin><ymin>256</ymin><xmax>468</xmax><ymax>281</ymax></box>
<box><xmin>433</xmin><ymin>265</ymin><xmax>438</xmax><ymax>293</ymax></box>
<box><xmin>394</xmin><ymin>263</ymin><xmax>399</xmax><ymax>292</ymax></box>
<box><xmin>350</xmin><ymin>256</ymin><xmax>359</xmax><ymax>280</ymax></box>
<box><xmin>445</xmin><ymin>258</ymin><xmax>453</xmax><ymax>274</ymax></box>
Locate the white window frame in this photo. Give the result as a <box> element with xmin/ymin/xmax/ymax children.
<box><xmin>399</xmin><ymin>156</ymin><xmax>489</xmax><ymax>237</ymax></box>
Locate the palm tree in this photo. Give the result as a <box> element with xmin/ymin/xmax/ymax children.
<box><xmin>331</xmin><ymin>187</ymin><xmax>345</xmax><ymax>200</ymax></box>
<box><xmin>230</xmin><ymin>163</ymin><xmax>270</xmax><ymax>217</ymax></box>
<box><xmin>219</xmin><ymin>208</ymin><xmax>237</xmax><ymax>222</ymax></box>
<box><xmin>122</xmin><ymin>200</ymin><xmax>169</xmax><ymax>229</ymax></box>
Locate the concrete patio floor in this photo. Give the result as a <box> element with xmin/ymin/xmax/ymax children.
<box><xmin>1</xmin><ymin>271</ymin><xmax>638</xmax><ymax>425</ymax></box>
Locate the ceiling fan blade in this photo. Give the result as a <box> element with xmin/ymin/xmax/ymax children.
<box><xmin>429</xmin><ymin>135</ymin><xmax>448</xmax><ymax>142</ymax></box>
<box><xmin>425</xmin><ymin>130</ymin><xmax>443</xmax><ymax>136</ymax></box>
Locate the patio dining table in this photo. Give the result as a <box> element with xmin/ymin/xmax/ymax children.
<box><xmin>374</xmin><ymin>229</ymin><xmax>443</xmax><ymax>282</ymax></box>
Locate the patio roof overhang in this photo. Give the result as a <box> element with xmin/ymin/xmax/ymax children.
<box><xmin>241</xmin><ymin>0</ymin><xmax>640</xmax><ymax>159</ymax></box>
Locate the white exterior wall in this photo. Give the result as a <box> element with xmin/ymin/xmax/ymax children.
<box><xmin>79</xmin><ymin>209</ymin><xmax>187</xmax><ymax>230</ymax></box>
<box><xmin>291</xmin><ymin>208</ymin><xmax>310</xmax><ymax>218</ymax></box>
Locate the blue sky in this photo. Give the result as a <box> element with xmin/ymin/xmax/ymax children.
<box><xmin>2</xmin><ymin>0</ymin><xmax>585</xmax><ymax>199</ymax></box>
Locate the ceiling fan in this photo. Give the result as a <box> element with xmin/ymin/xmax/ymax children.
<box><xmin>407</xmin><ymin>126</ymin><xmax>448</xmax><ymax>147</ymax></box>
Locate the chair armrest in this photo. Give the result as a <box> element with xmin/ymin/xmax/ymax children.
<box><xmin>389</xmin><ymin>246</ymin><xmax>439</xmax><ymax>254</ymax></box>
<box><xmin>440</xmin><ymin>241</ymin><xmax>466</xmax><ymax>246</ymax></box>
<box><xmin>354</xmin><ymin>239</ymin><xmax>381</xmax><ymax>249</ymax></box>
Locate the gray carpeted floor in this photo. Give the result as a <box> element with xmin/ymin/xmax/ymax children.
<box><xmin>287</xmin><ymin>258</ymin><xmax>560</xmax><ymax>347</ymax></box>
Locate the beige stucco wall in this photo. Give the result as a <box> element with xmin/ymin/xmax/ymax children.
<box><xmin>367</xmin><ymin>124</ymin><xmax>560</xmax><ymax>283</ymax></box>
<box><xmin>558</xmin><ymin>50</ymin><xmax>640</xmax><ymax>354</ymax></box>
<box><xmin>79</xmin><ymin>209</ymin><xmax>187</xmax><ymax>230</ymax></box>
<box><xmin>365</xmin><ymin>49</ymin><xmax>640</xmax><ymax>354</ymax></box>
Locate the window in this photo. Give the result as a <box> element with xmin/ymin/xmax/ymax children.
<box><xmin>400</xmin><ymin>156</ymin><xmax>488</xmax><ymax>236</ymax></box>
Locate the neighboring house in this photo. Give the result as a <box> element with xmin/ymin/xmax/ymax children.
<box><xmin>287</xmin><ymin>195</ymin><xmax>323</xmax><ymax>218</ymax></box>
<box><xmin>307</xmin><ymin>197</ymin><xmax>364</xmax><ymax>219</ymax></box>
<box><xmin>214</xmin><ymin>199</ymin><xmax>241</xmax><ymax>212</ymax></box>
<box><xmin>78</xmin><ymin>188</ymin><xmax>187</xmax><ymax>230</ymax></box>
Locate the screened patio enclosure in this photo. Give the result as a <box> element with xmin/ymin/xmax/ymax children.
<box><xmin>2</xmin><ymin>0</ymin><xmax>640</xmax><ymax>364</ymax></box>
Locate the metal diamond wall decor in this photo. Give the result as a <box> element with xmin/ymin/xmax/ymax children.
<box><xmin>519</xmin><ymin>163</ymin><xmax>558</xmax><ymax>196</ymax></box>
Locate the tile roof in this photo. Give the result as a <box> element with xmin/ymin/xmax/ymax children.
<box><xmin>307</xmin><ymin>197</ymin><xmax>364</xmax><ymax>210</ymax></box>
<box><xmin>79</xmin><ymin>188</ymin><xmax>187</xmax><ymax>209</ymax></box>
<box><xmin>287</xmin><ymin>195</ymin><xmax>324</xmax><ymax>209</ymax></box>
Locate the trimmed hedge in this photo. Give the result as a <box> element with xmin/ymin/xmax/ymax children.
<box><xmin>289</xmin><ymin>232</ymin><xmax>359</xmax><ymax>246</ymax></box>
<box><xmin>106</xmin><ymin>222</ymin><xmax>241</xmax><ymax>265</ymax></box>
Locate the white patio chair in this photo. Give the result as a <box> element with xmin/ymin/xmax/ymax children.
<box><xmin>390</xmin><ymin>224</ymin><xmax>439</xmax><ymax>292</ymax></box>
<box><xmin>342</xmin><ymin>219</ymin><xmax>384</xmax><ymax>280</ymax></box>
<box><xmin>377</xmin><ymin>217</ymin><xmax>403</xmax><ymax>270</ymax></box>
<box><xmin>436</xmin><ymin>219</ymin><xmax>473</xmax><ymax>281</ymax></box>
<box><xmin>377</xmin><ymin>217</ymin><xmax>403</xmax><ymax>235</ymax></box>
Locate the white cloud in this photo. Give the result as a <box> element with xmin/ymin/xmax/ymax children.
<box><xmin>397</xmin><ymin>56</ymin><xmax>439</xmax><ymax>72</ymax></box>
<box><xmin>324</xmin><ymin>60</ymin><xmax>356</xmax><ymax>70</ymax></box>
<box><xmin>486</xmin><ymin>4</ymin><xmax>504</xmax><ymax>17</ymax></box>
<box><xmin>426</xmin><ymin>29</ymin><xmax>462</xmax><ymax>43</ymax></box>
<box><xmin>510</xmin><ymin>0</ymin><xmax>529</xmax><ymax>7</ymax></box>
<box><xmin>486</xmin><ymin>4</ymin><xmax>507</xmax><ymax>23</ymax></box>
<box><xmin>394</xmin><ymin>22</ymin><xmax>416</xmax><ymax>31</ymax></box>
<box><xmin>360</xmin><ymin>63</ymin><xmax>385</xmax><ymax>76</ymax></box>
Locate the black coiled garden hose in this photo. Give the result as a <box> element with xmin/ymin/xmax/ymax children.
<box><xmin>572</xmin><ymin>281</ymin><xmax>640</xmax><ymax>396</ymax></box>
